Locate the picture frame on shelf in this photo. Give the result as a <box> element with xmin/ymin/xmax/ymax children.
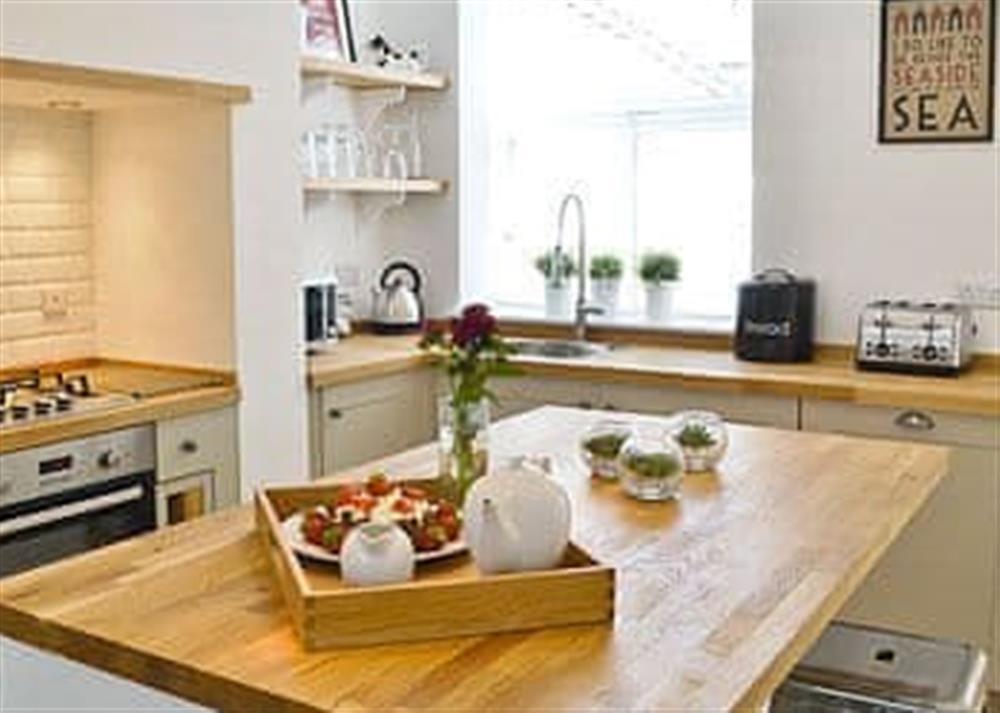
<box><xmin>300</xmin><ymin>0</ymin><xmax>357</xmax><ymax>62</ymax></box>
<box><xmin>878</xmin><ymin>0</ymin><xmax>996</xmax><ymax>143</ymax></box>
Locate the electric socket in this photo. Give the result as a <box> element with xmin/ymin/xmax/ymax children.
<box><xmin>957</xmin><ymin>281</ymin><xmax>1000</xmax><ymax>310</ymax></box>
<box><xmin>40</xmin><ymin>288</ymin><xmax>70</xmax><ymax>317</ymax></box>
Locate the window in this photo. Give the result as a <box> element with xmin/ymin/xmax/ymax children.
<box><xmin>460</xmin><ymin>0</ymin><xmax>751</xmax><ymax>325</ymax></box>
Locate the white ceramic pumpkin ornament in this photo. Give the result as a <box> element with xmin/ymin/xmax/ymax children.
<box><xmin>462</xmin><ymin>459</ymin><xmax>571</xmax><ymax>574</ymax></box>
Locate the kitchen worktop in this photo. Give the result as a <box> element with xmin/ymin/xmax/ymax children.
<box><xmin>0</xmin><ymin>359</ymin><xmax>238</xmax><ymax>454</ymax></box>
<box><xmin>0</xmin><ymin>406</ymin><xmax>949</xmax><ymax>712</ymax></box>
<box><xmin>308</xmin><ymin>334</ymin><xmax>1000</xmax><ymax>417</ymax></box>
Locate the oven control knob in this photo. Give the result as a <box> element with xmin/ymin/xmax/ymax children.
<box><xmin>875</xmin><ymin>342</ymin><xmax>890</xmax><ymax>358</ymax></box>
<box><xmin>922</xmin><ymin>345</ymin><xmax>938</xmax><ymax>361</ymax></box>
<box><xmin>97</xmin><ymin>449</ymin><xmax>123</xmax><ymax>469</ymax></box>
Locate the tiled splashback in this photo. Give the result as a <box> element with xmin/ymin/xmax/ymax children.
<box><xmin>0</xmin><ymin>106</ymin><xmax>94</xmax><ymax>367</ymax></box>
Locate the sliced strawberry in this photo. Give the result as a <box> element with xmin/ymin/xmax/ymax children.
<box><xmin>352</xmin><ymin>492</ymin><xmax>376</xmax><ymax>514</ymax></box>
<box><xmin>391</xmin><ymin>497</ymin><xmax>414</xmax><ymax>515</ymax></box>
<box><xmin>401</xmin><ymin>485</ymin><xmax>428</xmax><ymax>500</ymax></box>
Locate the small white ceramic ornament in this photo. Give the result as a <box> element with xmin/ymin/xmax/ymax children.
<box><xmin>463</xmin><ymin>459</ymin><xmax>571</xmax><ymax>574</ymax></box>
<box><xmin>340</xmin><ymin>521</ymin><xmax>415</xmax><ymax>587</ymax></box>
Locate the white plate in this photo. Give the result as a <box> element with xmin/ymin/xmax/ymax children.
<box><xmin>281</xmin><ymin>512</ymin><xmax>467</xmax><ymax>565</ymax></box>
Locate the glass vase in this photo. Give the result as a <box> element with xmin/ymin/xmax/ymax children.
<box><xmin>437</xmin><ymin>396</ymin><xmax>490</xmax><ymax>504</ymax></box>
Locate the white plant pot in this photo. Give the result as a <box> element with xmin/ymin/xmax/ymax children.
<box><xmin>590</xmin><ymin>278</ymin><xmax>620</xmax><ymax>317</ymax></box>
<box><xmin>544</xmin><ymin>283</ymin><xmax>573</xmax><ymax>319</ymax></box>
<box><xmin>644</xmin><ymin>282</ymin><xmax>676</xmax><ymax>322</ymax></box>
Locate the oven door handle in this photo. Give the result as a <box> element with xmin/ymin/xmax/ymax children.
<box><xmin>0</xmin><ymin>485</ymin><xmax>145</xmax><ymax>539</ymax></box>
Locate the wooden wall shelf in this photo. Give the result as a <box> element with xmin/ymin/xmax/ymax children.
<box><xmin>303</xmin><ymin>178</ymin><xmax>448</xmax><ymax>195</ymax></box>
<box><xmin>300</xmin><ymin>56</ymin><xmax>448</xmax><ymax>91</ymax></box>
<box><xmin>0</xmin><ymin>56</ymin><xmax>252</xmax><ymax>108</ymax></box>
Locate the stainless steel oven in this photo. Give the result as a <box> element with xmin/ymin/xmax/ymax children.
<box><xmin>0</xmin><ymin>426</ymin><xmax>156</xmax><ymax>577</ymax></box>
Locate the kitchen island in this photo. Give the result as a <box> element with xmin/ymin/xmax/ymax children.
<box><xmin>0</xmin><ymin>407</ymin><xmax>949</xmax><ymax>712</ymax></box>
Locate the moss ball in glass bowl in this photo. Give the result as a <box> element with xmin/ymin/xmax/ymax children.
<box><xmin>617</xmin><ymin>428</ymin><xmax>684</xmax><ymax>501</ymax></box>
<box><xmin>669</xmin><ymin>411</ymin><xmax>729</xmax><ymax>472</ymax></box>
<box><xmin>580</xmin><ymin>420</ymin><xmax>634</xmax><ymax>481</ymax></box>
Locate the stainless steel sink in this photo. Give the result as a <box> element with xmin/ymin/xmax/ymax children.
<box><xmin>508</xmin><ymin>339</ymin><xmax>610</xmax><ymax>360</ymax></box>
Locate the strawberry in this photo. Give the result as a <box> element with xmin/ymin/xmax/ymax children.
<box><xmin>321</xmin><ymin>523</ymin><xmax>346</xmax><ymax>553</ymax></box>
<box><xmin>365</xmin><ymin>473</ymin><xmax>393</xmax><ymax>497</ymax></box>
<box><xmin>438</xmin><ymin>512</ymin><xmax>460</xmax><ymax>541</ymax></box>
<box><xmin>301</xmin><ymin>512</ymin><xmax>328</xmax><ymax>546</ymax></box>
<box><xmin>333</xmin><ymin>484</ymin><xmax>360</xmax><ymax>508</ymax></box>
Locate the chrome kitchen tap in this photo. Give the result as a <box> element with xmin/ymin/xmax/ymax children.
<box><xmin>556</xmin><ymin>193</ymin><xmax>602</xmax><ymax>341</ymax></box>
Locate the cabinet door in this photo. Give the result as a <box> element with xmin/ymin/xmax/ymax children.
<box><xmin>802</xmin><ymin>399</ymin><xmax>999</xmax><ymax>689</ymax></box>
<box><xmin>602</xmin><ymin>382</ymin><xmax>798</xmax><ymax>428</ymax></box>
<box><xmin>319</xmin><ymin>371</ymin><xmax>435</xmax><ymax>476</ymax></box>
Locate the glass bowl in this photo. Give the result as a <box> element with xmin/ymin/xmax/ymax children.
<box><xmin>580</xmin><ymin>420</ymin><xmax>634</xmax><ymax>481</ymax></box>
<box><xmin>670</xmin><ymin>411</ymin><xmax>729</xmax><ymax>472</ymax></box>
<box><xmin>617</xmin><ymin>428</ymin><xmax>684</xmax><ymax>501</ymax></box>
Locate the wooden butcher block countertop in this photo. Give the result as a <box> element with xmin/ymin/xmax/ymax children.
<box><xmin>0</xmin><ymin>359</ymin><xmax>239</xmax><ymax>454</ymax></box>
<box><xmin>0</xmin><ymin>407</ymin><xmax>949</xmax><ymax>712</ymax></box>
<box><xmin>308</xmin><ymin>334</ymin><xmax>1000</xmax><ymax>417</ymax></box>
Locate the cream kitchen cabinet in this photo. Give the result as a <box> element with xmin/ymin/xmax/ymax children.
<box><xmin>493</xmin><ymin>376</ymin><xmax>798</xmax><ymax>429</ymax></box>
<box><xmin>156</xmin><ymin>406</ymin><xmax>239</xmax><ymax>527</ymax></box>
<box><xmin>801</xmin><ymin>399</ymin><xmax>999</xmax><ymax>689</ymax></box>
<box><xmin>311</xmin><ymin>370</ymin><xmax>436</xmax><ymax>478</ymax></box>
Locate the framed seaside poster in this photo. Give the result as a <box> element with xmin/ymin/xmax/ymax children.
<box><xmin>879</xmin><ymin>0</ymin><xmax>996</xmax><ymax>142</ymax></box>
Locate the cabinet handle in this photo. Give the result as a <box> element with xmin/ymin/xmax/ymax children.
<box><xmin>894</xmin><ymin>410</ymin><xmax>935</xmax><ymax>432</ymax></box>
<box><xmin>602</xmin><ymin>403</ymin><xmax>617</xmax><ymax>411</ymax></box>
<box><xmin>328</xmin><ymin>408</ymin><xmax>343</xmax><ymax>420</ymax></box>
<box><xmin>179</xmin><ymin>439</ymin><xmax>199</xmax><ymax>454</ymax></box>
<box><xmin>576</xmin><ymin>401</ymin><xmax>593</xmax><ymax>410</ymax></box>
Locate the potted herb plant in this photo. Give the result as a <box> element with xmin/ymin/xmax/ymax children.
<box><xmin>534</xmin><ymin>248</ymin><xmax>576</xmax><ymax>319</ymax></box>
<box><xmin>420</xmin><ymin>304</ymin><xmax>517</xmax><ymax>504</ymax></box>
<box><xmin>639</xmin><ymin>251</ymin><xmax>681</xmax><ymax>322</ymax></box>
<box><xmin>589</xmin><ymin>253</ymin><xmax>623</xmax><ymax>317</ymax></box>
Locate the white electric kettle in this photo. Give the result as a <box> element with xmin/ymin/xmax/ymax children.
<box><xmin>371</xmin><ymin>260</ymin><xmax>424</xmax><ymax>334</ymax></box>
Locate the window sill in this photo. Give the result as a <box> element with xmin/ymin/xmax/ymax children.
<box><xmin>492</xmin><ymin>305</ymin><xmax>734</xmax><ymax>342</ymax></box>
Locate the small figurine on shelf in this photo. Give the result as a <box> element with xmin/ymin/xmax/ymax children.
<box><xmin>368</xmin><ymin>34</ymin><xmax>429</xmax><ymax>72</ymax></box>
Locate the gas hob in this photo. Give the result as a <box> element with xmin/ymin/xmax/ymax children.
<box><xmin>0</xmin><ymin>372</ymin><xmax>135</xmax><ymax>429</ymax></box>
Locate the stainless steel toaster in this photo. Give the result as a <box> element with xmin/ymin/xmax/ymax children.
<box><xmin>855</xmin><ymin>300</ymin><xmax>976</xmax><ymax>375</ymax></box>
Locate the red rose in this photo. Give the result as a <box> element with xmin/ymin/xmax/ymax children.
<box><xmin>451</xmin><ymin>303</ymin><xmax>496</xmax><ymax>348</ymax></box>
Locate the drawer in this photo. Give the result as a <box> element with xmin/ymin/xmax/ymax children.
<box><xmin>157</xmin><ymin>407</ymin><xmax>237</xmax><ymax>484</ymax></box>
<box><xmin>323</xmin><ymin>369</ymin><xmax>434</xmax><ymax>409</ymax></box>
<box><xmin>801</xmin><ymin>399</ymin><xmax>998</xmax><ymax>449</ymax></box>
<box><xmin>494</xmin><ymin>377</ymin><xmax>604</xmax><ymax>410</ymax></box>
<box><xmin>604</xmin><ymin>383</ymin><xmax>799</xmax><ymax>429</ymax></box>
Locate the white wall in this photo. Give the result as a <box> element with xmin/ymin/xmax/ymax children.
<box><xmin>93</xmin><ymin>104</ymin><xmax>235</xmax><ymax>369</ymax></box>
<box><xmin>754</xmin><ymin>0</ymin><xmax>999</xmax><ymax>351</ymax></box>
<box><xmin>0</xmin><ymin>1</ymin><xmax>308</xmax><ymax>489</ymax></box>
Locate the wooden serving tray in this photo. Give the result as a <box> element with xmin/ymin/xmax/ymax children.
<box><xmin>255</xmin><ymin>481</ymin><xmax>615</xmax><ymax>650</ymax></box>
